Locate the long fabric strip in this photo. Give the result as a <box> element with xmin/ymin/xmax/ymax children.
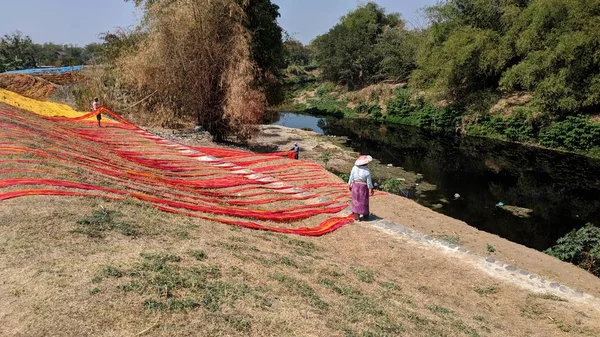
<box><xmin>0</xmin><ymin>103</ymin><xmax>359</xmax><ymax>235</ymax></box>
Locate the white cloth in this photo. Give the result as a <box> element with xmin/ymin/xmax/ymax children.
<box><xmin>348</xmin><ymin>165</ymin><xmax>373</xmax><ymax>189</ymax></box>
<box><xmin>92</xmin><ymin>101</ymin><xmax>98</xmax><ymax>111</ymax></box>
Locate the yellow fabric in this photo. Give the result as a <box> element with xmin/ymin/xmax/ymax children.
<box><xmin>0</xmin><ymin>88</ymin><xmax>106</xmax><ymax>122</ymax></box>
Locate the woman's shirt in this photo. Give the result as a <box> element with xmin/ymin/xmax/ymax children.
<box><xmin>348</xmin><ymin>165</ymin><xmax>373</xmax><ymax>189</ymax></box>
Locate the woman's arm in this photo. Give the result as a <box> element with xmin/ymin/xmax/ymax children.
<box><xmin>367</xmin><ymin>169</ymin><xmax>374</xmax><ymax>195</ymax></box>
<box><xmin>348</xmin><ymin>166</ymin><xmax>357</xmax><ymax>190</ymax></box>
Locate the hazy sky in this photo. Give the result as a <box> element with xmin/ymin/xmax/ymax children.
<box><xmin>0</xmin><ymin>0</ymin><xmax>437</xmax><ymax>46</ymax></box>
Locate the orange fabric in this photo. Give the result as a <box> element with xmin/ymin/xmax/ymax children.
<box><xmin>0</xmin><ymin>105</ymin><xmax>354</xmax><ymax>235</ymax></box>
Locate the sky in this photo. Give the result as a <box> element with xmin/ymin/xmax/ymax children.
<box><xmin>0</xmin><ymin>0</ymin><xmax>438</xmax><ymax>46</ymax></box>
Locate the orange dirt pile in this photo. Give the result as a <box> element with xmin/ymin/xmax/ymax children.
<box><xmin>36</xmin><ymin>71</ymin><xmax>83</xmax><ymax>85</ymax></box>
<box><xmin>0</xmin><ymin>73</ymin><xmax>58</xmax><ymax>101</ymax></box>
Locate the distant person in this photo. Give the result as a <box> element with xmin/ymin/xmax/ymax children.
<box><xmin>348</xmin><ymin>155</ymin><xmax>374</xmax><ymax>221</ymax></box>
<box><xmin>92</xmin><ymin>97</ymin><xmax>101</xmax><ymax>127</ymax></box>
<box><xmin>291</xmin><ymin>143</ymin><xmax>300</xmax><ymax>159</ymax></box>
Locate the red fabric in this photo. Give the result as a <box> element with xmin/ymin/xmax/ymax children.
<box><xmin>0</xmin><ymin>106</ymin><xmax>354</xmax><ymax>235</ymax></box>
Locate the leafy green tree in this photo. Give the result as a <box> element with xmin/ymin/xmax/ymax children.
<box><xmin>245</xmin><ymin>0</ymin><xmax>284</xmax><ymax>76</ymax></box>
<box><xmin>411</xmin><ymin>0</ymin><xmax>529</xmax><ymax>104</ymax></box>
<box><xmin>244</xmin><ymin>0</ymin><xmax>285</xmax><ymax>105</ymax></box>
<box><xmin>0</xmin><ymin>31</ymin><xmax>38</xmax><ymax>71</ymax></box>
<box><xmin>413</xmin><ymin>0</ymin><xmax>600</xmax><ymax>116</ymax></box>
<box><xmin>499</xmin><ymin>0</ymin><xmax>600</xmax><ymax>114</ymax></box>
<box><xmin>312</xmin><ymin>2</ymin><xmax>402</xmax><ymax>87</ymax></box>
<box><xmin>283</xmin><ymin>37</ymin><xmax>311</xmax><ymax>67</ymax></box>
<box><xmin>376</xmin><ymin>26</ymin><xmax>420</xmax><ymax>82</ymax></box>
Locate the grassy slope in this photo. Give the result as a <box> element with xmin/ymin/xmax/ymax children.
<box><xmin>0</xmin><ymin>87</ymin><xmax>599</xmax><ymax>336</ymax></box>
<box><xmin>1</xmin><ymin>195</ymin><xmax>600</xmax><ymax>337</ymax></box>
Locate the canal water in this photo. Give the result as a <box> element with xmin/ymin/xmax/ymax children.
<box><xmin>271</xmin><ymin>112</ymin><xmax>600</xmax><ymax>251</ymax></box>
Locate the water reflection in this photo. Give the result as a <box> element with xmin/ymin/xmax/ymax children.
<box><xmin>271</xmin><ymin>112</ymin><xmax>328</xmax><ymax>134</ymax></box>
<box><xmin>323</xmin><ymin>118</ymin><xmax>600</xmax><ymax>250</ymax></box>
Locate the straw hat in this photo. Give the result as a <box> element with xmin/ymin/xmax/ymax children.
<box><xmin>355</xmin><ymin>155</ymin><xmax>373</xmax><ymax>166</ymax></box>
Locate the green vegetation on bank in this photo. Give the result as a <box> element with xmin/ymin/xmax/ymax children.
<box><xmin>545</xmin><ymin>223</ymin><xmax>600</xmax><ymax>277</ymax></box>
<box><xmin>280</xmin><ymin>0</ymin><xmax>600</xmax><ymax>158</ymax></box>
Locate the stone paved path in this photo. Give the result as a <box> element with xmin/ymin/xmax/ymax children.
<box><xmin>370</xmin><ymin>218</ymin><xmax>600</xmax><ymax>312</ymax></box>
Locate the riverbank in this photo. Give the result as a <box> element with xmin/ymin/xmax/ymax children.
<box><xmin>2</xmin><ymin>101</ymin><xmax>600</xmax><ymax>335</ymax></box>
<box><xmin>148</xmin><ymin>124</ymin><xmax>600</xmax><ymax>297</ymax></box>
<box><xmin>281</xmin><ymin>81</ymin><xmax>600</xmax><ymax>159</ymax></box>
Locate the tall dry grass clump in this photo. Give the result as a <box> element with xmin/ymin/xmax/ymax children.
<box><xmin>117</xmin><ymin>0</ymin><xmax>265</xmax><ymax>141</ymax></box>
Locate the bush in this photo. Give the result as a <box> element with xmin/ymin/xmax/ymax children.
<box><xmin>368</xmin><ymin>105</ymin><xmax>382</xmax><ymax>119</ymax></box>
<box><xmin>381</xmin><ymin>178</ymin><xmax>402</xmax><ymax>194</ymax></box>
<box><xmin>503</xmin><ymin>108</ymin><xmax>536</xmax><ymax>142</ymax></box>
<box><xmin>539</xmin><ymin>116</ymin><xmax>600</xmax><ymax>152</ymax></box>
<box><xmin>545</xmin><ymin>223</ymin><xmax>600</xmax><ymax>277</ymax></box>
<box><xmin>467</xmin><ymin>108</ymin><xmax>538</xmax><ymax>142</ymax></box>
<box><xmin>385</xmin><ymin>88</ymin><xmax>414</xmax><ymax>118</ymax></box>
<box><xmin>304</xmin><ymin>97</ymin><xmax>351</xmax><ymax>118</ymax></box>
<box><xmin>315</xmin><ymin>83</ymin><xmax>335</xmax><ymax>97</ymax></box>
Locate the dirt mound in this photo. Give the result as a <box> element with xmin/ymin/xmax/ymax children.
<box><xmin>0</xmin><ymin>73</ymin><xmax>58</xmax><ymax>101</ymax></box>
<box><xmin>37</xmin><ymin>71</ymin><xmax>83</xmax><ymax>85</ymax></box>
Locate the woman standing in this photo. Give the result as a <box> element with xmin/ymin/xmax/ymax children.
<box><xmin>348</xmin><ymin>155</ymin><xmax>374</xmax><ymax>221</ymax></box>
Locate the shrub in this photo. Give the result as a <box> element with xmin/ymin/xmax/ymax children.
<box><xmin>545</xmin><ymin>223</ymin><xmax>600</xmax><ymax>277</ymax></box>
<box><xmin>539</xmin><ymin>116</ymin><xmax>600</xmax><ymax>152</ymax></box>
<box><xmin>386</xmin><ymin>88</ymin><xmax>414</xmax><ymax>118</ymax></box>
<box><xmin>467</xmin><ymin>108</ymin><xmax>538</xmax><ymax>142</ymax></box>
<box><xmin>113</xmin><ymin>0</ymin><xmax>283</xmax><ymax>141</ymax></box>
<box><xmin>315</xmin><ymin>83</ymin><xmax>335</xmax><ymax>97</ymax></box>
<box><xmin>381</xmin><ymin>178</ymin><xmax>402</xmax><ymax>194</ymax></box>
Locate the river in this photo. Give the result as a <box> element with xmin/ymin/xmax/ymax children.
<box><xmin>272</xmin><ymin>112</ymin><xmax>600</xmax><ymax>251</ymax></box>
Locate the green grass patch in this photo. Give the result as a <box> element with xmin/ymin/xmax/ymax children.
<box><xmin>473</xmin><ymin>285</ymin><xmax>499</xmax><ymax>296</ymax></box>
<box><xmin>352</xmin><ymin>268</ymin><xmax>375</xmax><ymax>283</ymax></box>
<box><xmin>426</xmin><ymin>304</ymin><xmax>453</xmax><ymax>316</ymax></box>
<box><xmin>276</xmin><ymin>255</ymin><xmax>299</xmax><ymax>268</ymax></box>
<box><xmin>379</xmin><ymin>281</ymin><xmax>402</xmax><ymax>292</ymax></box>
<box><xmin>434</xmin><ymin>234</ymin><xmax>461</xmax><ymax>246</ymax></box>
<box><xmin>188</xmin><ymin>249</ymin><xmax>208</xmax><ymax>261</ymax></box>
<box><xmin>104</xmin><ymin>252</ymin><xmax>263</xmax><ymax>312</ymax></box>
<box><xmin>101</xmin><ymin>265</ymin><xmax>123</xmax><ymax>279</ymax></box>
<box><xmin>74</xmin><ymin>208</ymin><xmax>138</xmax><ymax>238</ymax></box>
<box><xmin>287</xmin><ymin>238</ymin><xmax>317</xmax><ymax>251</ymax></box>
<box><xmin>175</xmin><ymin>230</ymin><xmax>191</xmax><ymax>239</ymax></box>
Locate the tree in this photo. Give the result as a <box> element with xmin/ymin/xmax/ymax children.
<box><xmin>312</xmin><ymin>2</ymin><xmax>402</xmax><ymax>87</ymax></box>
<box><xmin>116</xmin><ymin>0</ymin><xmax>275</xmax><ymax>141</ymax></box>
<box><xmin>283</xmin><ymin>37</ymin><xmax>311</xmax><ymax>67</ymax></box>
<box><xmin>411</xmin><ymin>0</ymin><xmax>600</xmax><ymax>116</ymax></box>
<box><xmin>410</xmin><ymin>0</ymin><xmax>529</xmax><ymax>105</ymax></box>
<box><xmin>376</xmin><ymin>25</ymin><xmax>421</xmax><ymax>82</ymax></box>
<box><xmin>243</xmin><ymin>0</ymin><xmax>285</xmax><ymax>105</ymax></box>
<box><xmin>0</xmin><ymin>31</ymin><xmax>38</xmax><ymax>71</ymax></box>
<box><xmin>499</xmin><ymin>0</ymin><xmax>600</xmax><ymax>114</ymax></box>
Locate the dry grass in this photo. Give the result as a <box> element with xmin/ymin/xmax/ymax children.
<box><xmin>113</xmin><ymin>0</ymin><xmax>264</xmax><ymax>140</ymax></box>
<box><xmin>1</xmin><ymin>195</ymin><xmax>600</xmax><ymax>336</ymax></box>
